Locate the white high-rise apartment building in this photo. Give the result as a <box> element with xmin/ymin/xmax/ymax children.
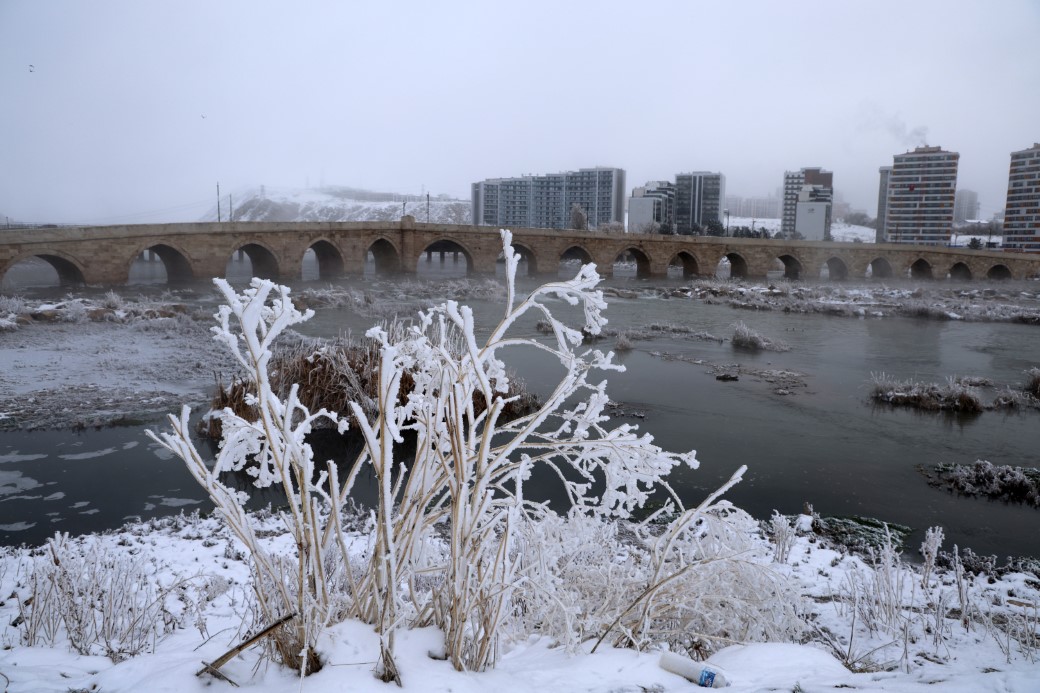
<box><xmin>1003</xmin><ymin>143</ymin><xmax>1040</xmax><ymax>252</ymax></box>
<box><xmin>883</xmin><ymin>146</ymin><xmax>959</xmax><ymax>245</ymax></box>
<box><xmin>472</xmin><ymin>167</ymin><xmax>626</xmax><ymax>230</ymax></box>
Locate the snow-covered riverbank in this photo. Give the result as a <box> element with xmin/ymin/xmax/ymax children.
<box><xmin>2</xmin><ymin>509</ymin><xmax>1037</xmax><ymax>692</ymax></box>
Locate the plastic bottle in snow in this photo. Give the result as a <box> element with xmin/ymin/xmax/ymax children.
<box><xmin>659</xmin><ymin>651</ymin><xmax>730</xmax><ymax>688</ymax></box>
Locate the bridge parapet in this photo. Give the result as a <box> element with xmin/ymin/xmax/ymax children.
<box><xmin>1</xmin><ymin>220</ymin><xmax>1038</xmax><ymax>287</ymax></box>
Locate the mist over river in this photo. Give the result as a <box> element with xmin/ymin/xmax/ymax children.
<box><xmin>2</xmin><ymin>255</ymin><xmax>1039</xmax><ymax>560</ymax></box>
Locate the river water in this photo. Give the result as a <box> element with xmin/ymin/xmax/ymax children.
<box><xmin>2</xmin><ymin>254</ymin><xmax>1039</xmax><ymax>560</ymax></box>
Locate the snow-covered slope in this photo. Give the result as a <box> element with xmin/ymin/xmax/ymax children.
<box><xmin>203</xmin><ymin>186</ymin><xmax>472</xmax><ymax>224</ymax></box>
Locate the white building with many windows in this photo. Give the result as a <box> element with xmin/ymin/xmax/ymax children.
<box><xmin>883</xmin><ymin>146</ymin><xmax>959</xmax><ymax>245</ymax></box>
<box><xmin>782</xmin><ymin>168</ymin><xmax>832</xmax><ymax>238</ymax></box>
<box><xmin>472</xmin><ymin>167</ymin><xmax>626</xmax><ymax>230</ymax></box>
<box><xmin>1003</xmin><ymin>143</ymin><xmax>1040</xmax><ymax>252</ymax></box>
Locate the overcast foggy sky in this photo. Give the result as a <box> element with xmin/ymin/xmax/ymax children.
<box><xmin>2</xmin><ymin>0</ymin><xmax>1038</xmax><ymax>225</ymax></box>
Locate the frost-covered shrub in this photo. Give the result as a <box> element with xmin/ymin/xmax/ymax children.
<box><xmin>919</xmin><ymin>526</ymin><xmax>944</xmax><ymax>588</ymax></box>
<box><xmin>60</xmin><ymin>298</ymin><xmax>89</xmax><ymax>323</ymax></box>
<box><xmin>1025</xmin><ymin>368</ymin><xmax>1040</xmax><ymax>398</ymax></box>
<box><xmin>615</xmin><ymin>331</ymin><xmax>634</xmax><ymax>352</ymax></box>
<box><xmin>16</xmin><ymin>533</ymin><xmax>181</xmax><ymax>661</ymax></box>
<box><xmin>0</xmin><ymin>294</ymin><xmax>27</xmax><ymax>315</ymax></box>
<box><xmin>516</xmin><ymin>506</ymin><xmax>802</xmax><ymax>658</ymax></box>
<box><xmin>150</xmin><ymin>230</ymin><xmax>746</xmax><ymax>678</ymax></box>
<box><xmin>731</xmin><ymin>321</ymin><xmax>790</xmax><ymax>352</ymax></box>
<box><xmin>934</xmin><ymin>460</ymin><xmax>1040</xmax><ymax>507</ymax></box>
<box><xmin>101</xmin><ymin>290</ymin><xmax>124</xmax><ymax>310</ymax></box>
<box><xmin>869</xmin><ymin>373</ymin><xmax>983</xmax><ymax>412</ymax></box>
<box><xmin>769</xmin><ymin>510</ymin><xmax>796</xmax><ymax>564</ymax></box>
<box><xmin>841</xmin><ymin>525</ymin><xmax>908</xmax><ymax>637</ymax></box>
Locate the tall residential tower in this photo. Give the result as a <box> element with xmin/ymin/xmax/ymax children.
<box><xmin>674</xmin><ymin>172</ymin><xmax>725</xmax><ymax>234</ymax></box>
<box><xmin>1003</xmin><ymin>143</ymin><xmax>1040</xmax><ymax>252</ymax></box>
<box><xmin>883</xmin><ymin>146</ymin><xmax>959</xmax><ymax>245</ymax></box>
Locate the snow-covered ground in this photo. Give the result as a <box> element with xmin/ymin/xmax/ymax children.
<box><xmin>203</xmin><ymin>186</ymin><xmax>472</xmax><ymax>224</ymax></box>
<box><xmin>723</xmin><ymin>216</ymin><xmax>877</xmax><ymax>243</ymax></box>
<box><xmin>2</xmin><ymin>510</ymin><xmax>1037</xmax><ymax>692</ymax></box>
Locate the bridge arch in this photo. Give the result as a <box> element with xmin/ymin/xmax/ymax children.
<box><xmin>303</xmin><ymin>239</ymin><xmax>344</xmax><ymax>281</ymax></box>
<box><xmin>868</xmin><ymin>257</ymin><xmax>893</xmax><ymax>279</ymax></box>
<box><xmin>776</xmin><ymin>253</ymin><xmax>804</xmax><ymax>280</ymax></box>
<box><xmin>668</xmin><ymin>251</ymin><xmax>700</xmax><ymax>278</ymax></box>
<box><xmin>503</xmin><ymin>242</ymin><xmax>538</xmax><ymax>276</ymax></box>
<box><xmin>229</xmin><ymin>241</ymin><xmax>280</xmax><ymax>281</ymax></box>
<box><xmin>613</xmin><ymin>246</ymin><xmax>652</xmax><ymax>279</ymax></box>
<box><xmin>3</xmin><ymin>250</ymin><xmax>87</xmax><ymax>287</ymax></box>
<box><xmin>909</xmin><ymin>258</ymin><xmax>934</xmax><ymax>280</ymax></box>
<box><xmin>986</xmin><ymin>264</ymin><xmax>1012</xmax><ymax>281</ymax></box>
<box><xmin>367</xmin><ymin>237</ymin><xmax>401</xmax><ymax>275</ymax></box>
<box><xmin>416</xmin><ymin>237</ymin><xmax>475</xmax><ymax>277</ymax></box>
<box><xmin>127</xmin><ymin>242</ymin><xmax>194</xmax><ymax>284</ymax></box>
<box><xmin>559</xmin><ymin>245</ymin><xmax>594</xmax><ymax>278</ymax></box>
<box><xmin>822</xmin><ymin>256</ymin><xmax>849</xmax><ymax>281</ymax></box>
<box><xmin>948</xmin><ymin>262</ymin><xmax>972</xmax><ymax>281</ymax></box>
<box><xmin>718</xmin><ymin>252</ymin><xmax>749</xmax><ymax>279</ymax></box>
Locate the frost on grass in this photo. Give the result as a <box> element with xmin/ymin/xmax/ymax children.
<box><xmin>870</xmin><ymin>372</ymin><xmax>1040</xmax><ymax>412</ymax></box>
<box><xmin>930</xmin><ymin>460</ymin><xmax>1040</xmax><ymax>507</ymax></box>
<box><xmin>731</xmin><ymin>321</ymin><xmax>790</xmax><ymax>352</ymax></box>
<box><xmin>146</xmin><ymin>229</ymin><xmax>775</xmax><ymax>678</ymax></box>
<box><xmin>870</xmin><ymin>373</ymin><xmax>983</xmax><ymax>412</ymax></box>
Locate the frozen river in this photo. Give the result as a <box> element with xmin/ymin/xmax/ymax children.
<box><xmin>2</xmin><ymin>255</ymin><xmax>1039</xmax><ymax>559</ymax></box>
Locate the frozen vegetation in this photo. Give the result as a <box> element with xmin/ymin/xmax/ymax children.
<box><xmin>870</xmin><ymin>372</ymin><xmax>1040</xmax><ymax>412</ymax></box>
<box><xmin>2</xmin><ymin>234</ymin><xmax>1039</xmax><ymax>691</ymax></box>
<box><xmin>929</xmin><ymin>460</ymin><xmax>1040</xmax><ymax>507</ymax></box>
<box><xmin>730</xmin><ymin>320</ymin><xmax>790</xmax><ymax>352</ymax></box>
<box><xmin>661</xmin><ymin>281</ymin><xmax>1040</xmax><ymax>325</ymax></box>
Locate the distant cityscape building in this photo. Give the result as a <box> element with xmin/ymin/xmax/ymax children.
<box><xmin>471</xmin><ymin>167</ymin><xmax>626</xmax><ymax>230</ymax></box>
<box><xmin>953</xmin><ymin>189</ymin><xmax>980</xmax><ymax>224</ymax></box>
<box><xmin>1003</xmin><ymin>143</ymin><xmax>1040</xmax><ymax>252</ymax></box>
<box><xmin>876</xmin><ymin>166</ymin><xmax>892</xmax><ymax>243</ymax></box>
<box><xmin>724</xmin><ymin>195</ymin><xmax>781</xmax><ymax>219</ymax></box>
<box><xmin>782</xmin><ymin>168</ymin><xmax>832</xmax><ymax>238</ymax></box>
<box><xmin>674</xmin><ymin>172</ymin><xmax>726</xmax><ymax>233</ymax></box>
<box><xmin>794</xmin><ymin>184</ymin><xmax>832</xmax><ymax>241</ymax></box>
<box><xmin>883</xmin><ymin>146</ymin><xmax>959</xmax><ymax>245</ymax></box>
<box><xmin>628</xmin><ymin>181</ymin><xmax>675</xmax><ymax>233</ymax></box>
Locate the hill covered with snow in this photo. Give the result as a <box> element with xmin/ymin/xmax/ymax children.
<box><xmin>202</xmin><ymin>186</ymin><xmax>472</xmax><ymax>224</ymax></box>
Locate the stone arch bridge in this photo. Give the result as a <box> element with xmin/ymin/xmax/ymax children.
<box><xmin>2</xmin><ymin>217</ymin><xmax>1039</xmax><ymax>286</ymax></box>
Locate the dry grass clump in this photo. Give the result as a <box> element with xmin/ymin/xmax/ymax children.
<box><xmin>202</xmin><ymin>328</ymin><xmax>537</xmax><ymax>439</ymax></box>
<box><xmin>1025</xmin><ymin>368</ymin><xmax>1040</xmax><ymax>398</ymax></box>
<box><xmin>869</xmin><ymin>373</ymin><xmax>983</xmax><ymax>412</ymax></box>
<box><xmin>731</xmin><ymin>321</ymin><xmax>790</xmax><ymax>352</ymax></box>
<box><xmin>614</xmin><ymin>332</ymin><xmax>634</xmax><ymax>352</ymax></box>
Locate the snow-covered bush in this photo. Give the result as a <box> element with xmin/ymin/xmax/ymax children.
<box><xmin>16</xmin><ymin>533</ymin><xmax>181</xmax><ymax>662</ymax></box>
<box><xmin>614</xmin><ymin>331</ymin><xmax>634</xmax><ymax>352</ymax></box>
<box><xmin>0</xmin><ymin>294</ymin><xmax>27</xmax><ymax>315</ymax></box>
<box><xmin>869</xmin><ymin>373</ymin><xmax>983</xmax><ymax>412</ymax></box>
<box><xmin>920</xmin><ymin>526</ymin><xmax>944</xmax><ymax>588</ymax></box>
<box><xmin>769</xmin><ymin>510</ymin><xmax>796</xmax><ymax>564</ymax></box>
<box><xmin>1026</xmin><ymin>367</ymin><xmax>1040</xmax><ymax>398</ymax></box>
<box><xmin>731</xmin><ymin>321</ymin><xmax>789</xmax><ymax>352</ymax></box>
<box><xmin>149</xmin><ymin>230</ymin><xmax>753</xmax><ymax>678</ymax></box>
<box><xmin>101</xmin><ymin>290</ymin><xmax>124</xmax><ymax>310</ymax></box>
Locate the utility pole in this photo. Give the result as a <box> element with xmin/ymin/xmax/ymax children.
<box><xmin>426</xmin><ymin>193</ymin><xmax>430</xmax><ymax>223</ymax></box>
<box><xmin>217</xmin><ymin>182</ymin><xmax>222</xmax><ymax>223</ymax></box>
<box><xmin>229</xmin><ymin>193</ymin><xmax>233</xmax><ymax>223</ymax></box>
